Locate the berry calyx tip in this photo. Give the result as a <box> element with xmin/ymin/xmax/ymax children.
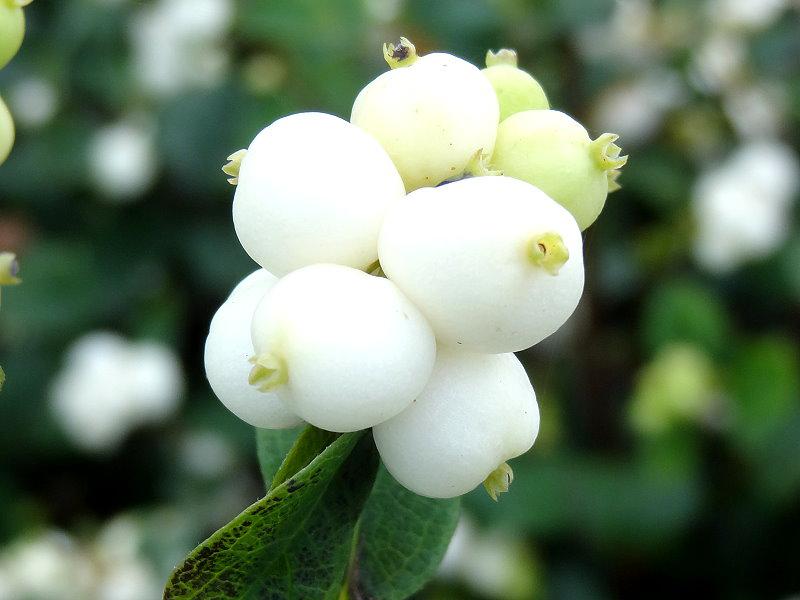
<box><xmin>222</xmin><ymin>149</ymin><xmax>247</xmax><ymax>186</ymax></box>
<box><xmin>527</xmin><ymin>232</ymin><xmax>569</xmax><ymax>275</ymax></box>
<box><xmin>248</xmin><ymin>353</ymin><xmax>288</xmax><ymax>392</ymax></box>
<box><xmin>465</xmin><ymin>148</ymin><xmax>502</xmax><ymax>178</ymax></box>
<box><xmin>590</xmin><ymin>133</ymin><xmax>628</xmax><ymax>172</ymax></box>
<box><xmin>362</xmin><ymin>259</ymin><xmax>384</xmax><ymax>276</ymax></box>
<box><xmin>607</xmin><ymin>168</ymin><xmax>622</xmax><ymax>193</ymax></box>
<box><xmin>485</xmin><ymin>49</ymin><xmax>518</xmax><ymax>68</ymax></box>
<box><xmin>483</xmin><ymin>462</ymin><xmax>514</xmax><ymax>501</ymax></box>
<box><xmin>383</xmin><ymin>37</ymin><xmax>418</xmax><ymax>69</ymax></box>
<box><xmin>0</xmin><ymin>253</ymin><xmax>21</xmax><ymax>286</ymax></box>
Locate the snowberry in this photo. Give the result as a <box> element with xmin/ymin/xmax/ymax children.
<box><xmin>204</xmin><ymin>269</ymin><xmax>303</xmax><ymax>429</ymax></box>
<box><xmin>491</xmin><ymin>110</ymin><xmax>627</xmax><ymax>230</ymax></box>
<box><xmin>373</xmin><ymin>348</ymin><xmax>540</xmax><ymax>499</ymax></box>
<box><xmin>0</xmin><ymin>95</ymin><xmax>14</xmax><ymax>166</ymax></box>
<box><xmin>379</xmin><ymin>175</ymin><xmax>584</xmax><ymax>353</ymax></box>
<box><xmin>230</xmin><ymin>112</ymin><xmax>405</xmax><ymax>276</ymax></box>
<box><xmin>482</xmin><ymin>49</ymin><xmax>549</xmax><ymax>121</ymax></box>
<box><xmin>350</xmin><ymin>37</ymin><xmax>499</xmax><ymax>191</ymax></box>
<box><xmin>0</xmin><ymin>0</ymin><xmax>29</xmax><ymax>70</ymax></box>
<box><xmin>249</xmin><ymin>264</ymin><xmax>436</xmax><ymax>433</ymax></box>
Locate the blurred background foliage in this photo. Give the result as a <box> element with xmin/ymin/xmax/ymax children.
<box><xmin>0</xmin><ymin>0</ymin><xmax>799</xmax><ymax>598</ymax></box>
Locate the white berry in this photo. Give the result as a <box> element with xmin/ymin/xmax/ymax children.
<box><xmin>231</xmin><ymin>112</ymin><xmax>405</xmax><ymax>276</ymax></box>
<box><xmin>250</xmin><ymin>264</ymin><xmax>436</xmax><ymax>433</ymax></box>
<box><xmin>379</xmin><ymin>176</ymin><xmax>584</xmax><ymax>353</ymax></box>
<box><xmin>204</xmin><ymin>269</ymin><xmax>303</xmax><ymax>429</ymax></box>
<box><xmin>350</xmin><ymin>38</ymin><xmax>499</xmax><ymax>191</ymax></box>
<box><xmin>373</xmin><ymin>348</ymin><xmax>540</xmax><ymax>499</ymax></box>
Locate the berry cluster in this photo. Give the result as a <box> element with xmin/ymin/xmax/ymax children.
<box><xmin>0</xmin><ymin>0</ymin><xmax>32</xmax><ymax>165</ymax></box>
<box><xmin>205</xmin><ymin>38</ymin><xmax>627</xmax><ymax>499</ymax></box>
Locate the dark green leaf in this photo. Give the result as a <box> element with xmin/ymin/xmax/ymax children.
<box><xmin>352</xmin><ymin>466</ymin><xmax>460</xmax><ymax>600</ymax></box>
<box><xmin>164</xmin><ymin>431</ymin><xmax>379</xmax><ymax>599</ymax></box>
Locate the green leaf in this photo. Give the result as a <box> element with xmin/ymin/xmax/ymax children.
<box><xmin>271</xmin><ymin>427</ymin><xmax>338</xmax><ymax>490</ymax></box>
<box><xmin>255</xmin><ymin>427</ymin><xmax>303</xmax><ymax>486</ymax></box>
<box><xmin>351</xmin><ymin>466</ymin><xmax>460</xmax><ymax>600</ymax></box>
<box><xmin>164</xmin><ymin>431</ymin><xmax>379</xmax><ymax>599</ymax></box>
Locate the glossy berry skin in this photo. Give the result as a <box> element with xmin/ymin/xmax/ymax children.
<box><xmin>0</xmin><ymin>96</ymin><xmax>13</xmax><ymax>166</ymax></box>
<box><xmin>232</xmin><ymin>112</ymin><xmax>405</xmax><ymax>276</ymax></box>
<box><xmin>0</xmin><ymin>0</ymin><xmax>25</xmax><ymax>70</ymax></box>
<box><xmin>374</xmin><ymin>348</ymin><xmax>540</xmax><ymax>499</ymax></box>
<box><xmin>204</xmin><ymin>269</ymin><xmax>303</xmax><ymax>429</ymax></box>
<box><xmin>250</xmin><ymin>264</ymin><xmax>436</xmax><ymax>433</ymax></box>
<box><xmin>491</xmin><ymin>110</ymin><xmax>627</xmax><ymax>230</ymax></box>
<box><xmin>351</xmin><ymin>52</ymin><xmax>499</xmax><ymax>191</ymax></box>
<box><xmin>379</xmin><ymin>176</ymin><xmax>584</xmax><ymax>353</ymax></box>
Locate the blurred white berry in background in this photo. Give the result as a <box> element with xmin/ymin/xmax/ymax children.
<box><xmin>723</xmin><ymin>81</ymin><xmax>789</xmax><ymax>139</ymax></box>
<box><xmin>689</xmin><ymin>31</ymin><xmax>746</xmax><ymax>93</ymax></box>
<box><xmin>7</xmin><ymin>76</ymin><xmax>59</xmax><ymax>129</ymax></box>
<box><xmin>576</xmin><ymin>0</ymin><xmax>658</xmax><ymax>68</ymax></box>
<box><xmin>591</xmin><ymin>71</ymin><xmax>686</xmax><ymax>147</ymax></box>
<box><xmin>50</xmin><ymin>332</ymin><xmax>184</xmax><ymax>452</ymax></box>
<box><xmin>363</xmin><ymin>0</ymin><xmax>404</xmax><ymax>23</ymax></box>
<box><xmin>88</xmin><ymin>116</ymin><xmax>157</xmax><ymax>202</ymax></box>
<box><xmin>693</xmin><ymin>140</ymin><xmax>800</xmax><ymax>274</ymax></box>
<box><xmin>438</xmin><ymin>517</ymin><xmax>539</xmax><ymax>600</ymax></box>
<box><xmin>707</xmin><ymin>0</ymin><xmax>792</xmax><ymax>31</ymax></box>
<box><xmin>94</xmin><ymin>561</ymin><xmax>163</xmax><ymax>600</ymax></box>
<box><xmin>177</xmin><ymin>429</ymin><xmax>237</xmax><ymax>480</ymax></box>
<box><xmin>0</xmin><ymin>516</ymin><xmax>167</xmax><ymax>600</ymax></box>
<box><xmin>131</xmin><ymin>0</ymin><xmax>233</xmax><ymax>98</ymax></box>
<box><xmin>0</xmin><ymin>531</ymin><xmax>94</xmax><ymax>600</ymax></box>
<box><xmin>90</xmin><ymin>515</ymin><xmax>164</xmax><ymax>600</ymax></box>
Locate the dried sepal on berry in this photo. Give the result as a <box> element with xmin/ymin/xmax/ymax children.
<box><xmin>383</xmin><ymin>37</ymin><xmax>418</xmax><ymax>69</ymax></box>
<box><xmin>483</xmin><ymin>462</ymin><xmax>514</xmax><ymax>501</ymax></box>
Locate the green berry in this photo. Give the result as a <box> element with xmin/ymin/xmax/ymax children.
<box><xmin>0</xmin><ymin>0</ymin><xmax>29</xmax><ymax>70</ymax></box>
<box><xmin>0</xmin><ymin>95</ymin><xmax>14</xmax><ymax>166</ymax></box>
<box><xmin>482</xmin><ymin>49</ymin><xmax>549</xmax><ymax>121</ymax></box>
<box><xmin>491</xmin><ymin>110</ymin><xmax>627</xmax><ymax>230</ymax></box>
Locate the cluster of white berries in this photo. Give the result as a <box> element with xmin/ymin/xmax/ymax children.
<box><xmin>204</xmin><ymin>38</ymin><xmax>626</xmax><ymax>499</ymax></box>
